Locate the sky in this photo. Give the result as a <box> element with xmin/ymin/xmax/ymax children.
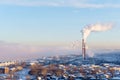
<box><xmin>0</xmin><ymin>0</ymin><xmax>120</xmax><ymax>61</ymax></box>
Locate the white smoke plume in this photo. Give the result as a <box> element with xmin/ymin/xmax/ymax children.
<box><xmin>82</xmin><ymin>23</ymin><xmax>113</xmax><ymax>41</ymax></box>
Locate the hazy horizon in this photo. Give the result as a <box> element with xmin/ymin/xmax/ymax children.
<box><xmin>0</xmin><ymin>0</ymin><xmax>120</xmax><ymax>61</ymax></box>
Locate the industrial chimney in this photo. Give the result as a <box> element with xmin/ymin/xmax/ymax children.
<box><xmin>81</xmin><ymin>23</ymin><xmax>113</xmax><ymax>60</ymax></box>
<box><xmin>82</xmin><ymin>38</ymin><xmax>86</xmax><ymax>60</ymax></box>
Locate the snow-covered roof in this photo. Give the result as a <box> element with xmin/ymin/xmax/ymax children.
<box><xmin>112</xmin><ymin>77</ymin><xmax>120</xmax><ymax>79</ymax></box>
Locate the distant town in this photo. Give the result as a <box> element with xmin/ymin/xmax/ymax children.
<box><xmin>0</xmin><ymin>0</ymin><xmax>120</xmax><ymax>80</ymax></box>
<box><xmin>0</xmin><ymin>53</ymin><xmax>120</xmax><ymax>80</ymax></box>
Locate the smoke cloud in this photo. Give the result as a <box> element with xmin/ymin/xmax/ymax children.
<box><xmin>82</xmin><ymin>23</ymin><xmax>113</xmax><ymax>41</ymax></box>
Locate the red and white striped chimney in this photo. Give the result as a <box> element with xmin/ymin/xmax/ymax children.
<box><xmin>82</xmin><ymin>39</ymin><xmax>86</xmax><ymax>60</ymax></box>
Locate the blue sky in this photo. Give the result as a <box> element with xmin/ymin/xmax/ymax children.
<box><xmin>0</xmin><ymin>0</ymin><xmax>120</xmax><ymax>60</ymax></box>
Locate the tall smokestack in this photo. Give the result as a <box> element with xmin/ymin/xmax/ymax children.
<box><xmin>82</xmin><ymin>39</ymin><xmax>86</xmax><ymax>60</ymax></box>
<box><xmin>81</xmin><ymin>23</ymin><xmax>113</xmax><ymax>60</ymax></box>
